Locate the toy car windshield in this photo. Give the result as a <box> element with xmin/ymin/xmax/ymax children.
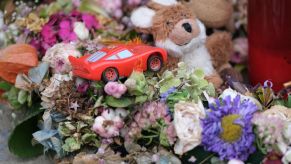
<box><xmin>87</xmin><ymin>51</ymin><xmax>106</xmax><ymax>62</ymax></box>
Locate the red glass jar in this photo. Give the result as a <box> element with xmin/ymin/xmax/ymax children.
<box><xmin>248</xmin><ymin>0</ymin><xmax>291</xmax><ymax>91</ymax></box>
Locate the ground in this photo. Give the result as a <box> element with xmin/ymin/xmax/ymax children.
<box><xmin>0</xmin><ymin>103</ymin><xmax>52</xmax><ymax>164</ymax></box>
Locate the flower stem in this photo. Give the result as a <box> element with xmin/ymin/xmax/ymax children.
<box><xmin>198</xmin><ymin>154</ymin><xmax>215</xmax><ymax>164</ymax></box>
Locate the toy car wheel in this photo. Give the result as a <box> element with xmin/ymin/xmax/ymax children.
<box><xmin>102</xmin><ymin>67</ymin><xmax>119</xmax><ymax>82</ymax></box>
<box><xmin>147</xmin><ymin>55</ymin><xmax>163</xmax><ymax>72</ymax></box>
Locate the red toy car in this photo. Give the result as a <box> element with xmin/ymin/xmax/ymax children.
<box><xmin>69</xmin><ymin>44</ymin><xmax>167</xmax><ymax>82</ymax></box>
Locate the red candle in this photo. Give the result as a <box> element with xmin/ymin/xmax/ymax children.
<box><xmin>248</xmin><ymin>0</ymin><xmax>291</xmax><ymax>91</ymax></box>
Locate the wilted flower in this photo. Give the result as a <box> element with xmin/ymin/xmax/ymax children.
<box><xmin>262</xmin><ymin>105</ymin><xmax>291</xmax><ymax>121</ymax></box>
<box><xmin>173</xmin><ymin>101</ymin><xmax>205</xmax><ymax>155</ymax></box>
<box><xmin>126</xmin><ymin>102</ymin><xmax>175</xmax><ymax>144</ymax></box>
<box><xmin>92</xmin><ymin>108</ymin><xmax>127</xmax><ymax>138</ymax></box>
<box><xmin>104</xmin><ymin>82</ymin><xmax>127</xmax><ymax>98</ymax></box>
<box><xmin>96</xmin><ymin>0</ymin><xmax>123</xmax><ymax>18</ymax></box>
<box><xmin>252</xmin><ymin>112</ymin><xmax>285</xmax><ymax>153</ymax></box>
<box><xmin>42</xmin><ymin>43</ymin><xmax>81</xmax><ymax>74</ymax></box>
<box><xmin>73</xmin><ymin>22</ymin><xmax>89</xmax><ymax>40</ymax></box>
<box><xmin>75</xmin><ymin>78</ymin><xmax>89</xmax><ymax>93</ymax></box>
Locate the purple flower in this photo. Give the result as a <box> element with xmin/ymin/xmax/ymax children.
<box><xmin>58</xmin><ymin>20</ymin><xmax>77</xmax><ymax>42</ymax></box>
<box><xmin>41</xmin><ymin>25</ymin><xmax>57</xmax><ymax>45</ymax></box>
<box><xmin>82</xmin><ymin>13</ymin><xmax>99</xmax><ymax>30</ymax></box>
<box><xmin>77</xmin><ymin>81</ymin><xmax>89</xmax><ymax>93</ymax></box>
<box><xmin>202</xmin><ymin>95</ymin><xmax>258</xmax><ymax>161</ymax></box>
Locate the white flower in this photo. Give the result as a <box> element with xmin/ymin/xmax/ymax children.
<box><xmin>263</xmin><ymin>105</ymin><xmax>291</xmax><ymax>122</ymax></box>
<box><xmin>282</xmin><ymin>149</ymin><xmax>291</xmax><ymax>164</ymax></box>
<box><xmin>173</xmin><ymin>101</ymin><xmax>205</xmax><ymax>155</ymax></box>
<box><xmin>284</xmin><ymin>122</ymin><xmax>291</xmax><ymax>144</ymax></box>
<box><xmin>73</xmin><ymin>22</ymin><xmax>89</xmax><ymax>40</ymax></box>
<box><xmin>220</xmin><ymin>88</ymin><xmax>262</xmax><ymax>109</ymax></box>
<box><xmin>228</xmin><ymin>159</ymin><xmax>244</xmax><ymax>164</ymax></box>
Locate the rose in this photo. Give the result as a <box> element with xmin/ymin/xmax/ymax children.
<box><xmin>73</xmin><ymin>22</ymin><xmax>89</xmax><ymax>40</ymax></box>
<box><xmin>173</xmin><ymin>101</ymin><xmax>205</xmax><ymax>155</ymax></box>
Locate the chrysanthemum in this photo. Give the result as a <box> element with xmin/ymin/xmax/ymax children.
<box><xmin>202</xmin><ymin>95</ymin><xmax>258</xmax><ymax>161</ymax></box>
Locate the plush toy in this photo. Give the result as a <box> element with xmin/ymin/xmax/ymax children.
<box><xmin>181</xmin><ymin>0</ymin><xmax>233</xmax><ymax>29</ymax></box>
<box><xmin>130</xmin><ymin>0</ymin><xmax>234</xmax><ymax>88</ymax></box>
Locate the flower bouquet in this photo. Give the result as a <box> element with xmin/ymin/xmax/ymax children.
<box><xmin>0</xmin><ymin>0</ymin><xmax>291</xmax><ymax>164</ymax></box>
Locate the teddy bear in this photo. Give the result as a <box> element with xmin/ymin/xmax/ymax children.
<box><xmin>180</xmin><ymin>0</ymin><xmax>233</xmax><ymax>29</ymax></box>
<box><xmin>130</xmin><ymin>0</ymin><xmax>235</xmax><ymax>88</ymax></box>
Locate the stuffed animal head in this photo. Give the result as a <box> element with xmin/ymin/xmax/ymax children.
<box><xmin>181</xmin><ymin>0</ymin><xmax>233</xmax><ymax>28</ymax></box>
<box><xmin>130</xmin><ymin>0</ymin><xmax>207</xmax><ymax>58</ymax></box>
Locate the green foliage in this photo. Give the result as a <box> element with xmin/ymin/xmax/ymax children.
<box><xmin>39</xmin><ymin>0</ymin><xmax>73</xmax><ymax>17</ymax></box>
<box><xmin>3</xmin><ymin>86</ymin><xmax>32</xmax><ymax>109</ymax></box>
<box><xmin>159</xmin><ymin>70</ymin><xmax>181</xmax><ymax>94</ymax></box>
<box><xmin>254</xmin><ymin>85</ymin><xmax>274</xmax><ymax>110</ymax></box>
<box><xmin>62</xmin><ymin>137</ymin><xmax>81</xmax><ymax>153</ymax></box>
<box><xmin>125</xmin><ymin>71</ymin><xmax>155</xmax><ymax>103</ymax></box>
<box><xmin>58</xmin><ymin>119</ymin><xmax>100</xmax><ymax>153</ymax></box>
<box><xmin>105</xmin><ymin>96</ymin><xmax>134</xmax><ymax>108</ymax></box>
<box><xmin>8</xmin><ymin>104</ymin><xmax>44</xmax><ymax>158</ymax></box>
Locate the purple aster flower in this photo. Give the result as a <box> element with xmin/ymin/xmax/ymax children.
<box><xmin>202</xmin><ymin>95</ymin><xmax>258</xmax><ymax>161</ymax></box>
<box><xmin>160</xmin><ymin>87</ymin><xmax>176</xmax><ymax>102</ymax></box>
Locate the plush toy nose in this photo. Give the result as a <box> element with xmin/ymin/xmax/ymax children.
<box><xmin>182</xmin><ymin>23</ymin><xmax>192</xmax><ymax>33</ymax></box>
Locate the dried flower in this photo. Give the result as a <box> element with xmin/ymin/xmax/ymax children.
<box><xmin>92</xmin><ymin>109</ymin><xmax>127</xmax><ymax>138</ymax></box>
<box><xmin>16</xmin><ymin>13</ymin><xmax>48</xmax><ymax>32</ymax></box>
<box><xmin>42</xmin><ymin>43</ymin><xmax>81</xmax><ymax>74</ymax></box>
<box><xmin>104</xmin><ymin>82</ymin><xmax>127</xmax><ymax>98</ymax></box>
<box><xmin>173</xmin><ymin>101</ymin><xmax>205</xmax><ymax>155</ymax></box>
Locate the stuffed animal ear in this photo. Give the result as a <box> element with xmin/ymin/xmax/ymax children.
<box><xmin>131</xmin><ymin>7</ymin><xmax>155</xmax><ymax>31</ymax></box>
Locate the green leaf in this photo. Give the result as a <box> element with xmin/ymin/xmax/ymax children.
<box><xmin>81</xmin><ymin>133</ymin><xmax>100</xmax><ymax>147</ymax></box>
<box><xmin>159</xmin><ymin>78</ymin><xmax>181</xmax><ymax>94</ymax></box>
<box><xmin>0</xmin><ymin>81</ymin><xmax>12</xmax><ymax>91</ymax></box>
<box><xmin>194</xmin><ymin>69</ymin><xmax>205</xmax><ymax>79</ymax></box>
<box><xmin>8</xmin><ymin>104</ymin><xmax>44</xmax><ymax>158</ymax></box>
<box><xmin>4</xmin><ymin>87</ymin><xmax>22</xmax><ymax>109</ymax></box>
<box><xmin>17</xmin><ymin>90</ymin><xmax>28</xmax><ymax>104</ymax></box>
<box><xmin>105</xmin><ymin>96</ymin><xmax>134</xmax><ymax>108</ymax></box>
<box><xmin>135</xmin><ymin>95</ymin><xmax>148</xmax><ymax>104</ymax></box>
<box><xmin>62</xmin><ymin>137</ymin><xmax>81</xmax><ymax>152</ymax></box>
<box><xmin>286</xmin><ymin>95</ymin><xmax>291</xmax><ymax>108</ymax></box>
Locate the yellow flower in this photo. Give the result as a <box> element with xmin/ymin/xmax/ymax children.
<box><xmin>16</xmin><ymin>13</ymin><xmax>48</xmax><ymax>32</ymax></box>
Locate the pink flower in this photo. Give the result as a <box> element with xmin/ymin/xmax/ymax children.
<box><xmin>104</xmin><ymin>82</ymin><xmax>127</xmax><ymax>98</ymax></box>
<box><xmin>166</xmin><ymin>123</ymin><xmax>177</xmax><ymax>145</ymax></box>
<box><xmin>58</xmin><ymin>20</ymin><xmax>77</xmax><ymax>42</ymax></box>
<box><xmin>41</xmin><ymin>25</ymin><xmax>57</xmax><ymax>45</ymax></box>
<box><xmin>82</xmin><ymin>13</ymin><xmax>99</xmax><ymax>29</ymax></box>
